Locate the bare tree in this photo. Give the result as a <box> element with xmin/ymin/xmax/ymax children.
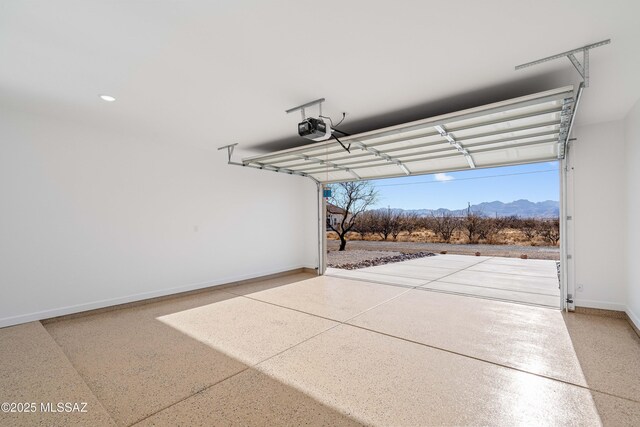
<box><xmin>327</xmin><ymin>182</ymin><xmax>378</xmax><ymax>251</ymax></box>
<box><xmin>389</xmin><ymin>210</ymin><xmax>404</xmax><ymax>241</ymax></box>
<box><xmin>476</xmin><ymin>217</ymin><xmax>494</xmax><ymax>242</ymax></box>
<box><xmin>462</xmin><ymin>212</ymin><xmax>484</xmax><ymax>244</ymax></box>
<box><xmin>431</xmin><ymin>212</ymin><xmax>459</xmax><ymax>243</ymax></box>
<box><xmin>390</xmin><ymin>223</ymin><xmax>402</xmax><ymax>241</ymax></box>
<box><xmin>478</xmin><ymin>215</ymin><xmax>510</xmax><ymax>243</ymax></box>
<box><xmin>498</xmin><ymin>215</ymin><xmax>518</xmax><ymax>230</ymax></box>
<box><xmin>421</xmin><ymin>216</ymin><xmax>436</xmax><ymax>242</ymax></box>
<box><xmin>353</xmin><ymin>211</ymin><xmax>376</xmax><ymax>240</ymax></box>
<box><xmin>519</xmin><ymin>218</ymin><xmax>539</xmax><ymax>240</ymax></box>
<box><xmin>402</xmin><ymin>212</ymin><xmax>420</xmax><ymax>238</ymax></box>
<box><xmin>539</xmin><ymin>218</ymin><xmax>560</xmax><ymax>245</ymax></box>
<box><xmin>371</xmin><ymin>208</ymin><xmax>396</xmax><ymax>241</ymax></box>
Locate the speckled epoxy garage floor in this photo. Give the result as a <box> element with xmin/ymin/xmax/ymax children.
<box><xmin>1</xmin><ymin>272</ymin><xmax>639</xmax><ymax>426</ymax></box>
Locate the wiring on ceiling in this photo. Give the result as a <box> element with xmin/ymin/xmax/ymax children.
<box><xmin>320</xmin><ymin>112</ymin><xmax>346</xmax><ymax>128</ymax></box>
<box><xmin>320</xmin><ymin>113</ymin><xmax>350</xmax><ymax>135</ymax></box>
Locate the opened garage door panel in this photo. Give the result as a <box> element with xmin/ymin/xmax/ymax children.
<box><xmin>242</xmin><ymin>86</ymin><xmax>574</xmax><ymax>183</ymax></box>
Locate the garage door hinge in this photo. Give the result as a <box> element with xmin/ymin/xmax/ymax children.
<box><xmin>566</xmin><ymin>215</ymin><xmax>572</xmax><ymax>220</ymax></box>
<box><xmin>566</xmin><ymin>254</ymin><xmax>572</xmax><ymax>260</ymax></box>
<box><xmin>566</xmin><ymin>294</ymin><xmax>574</xmax><ymax>304</ymax></box>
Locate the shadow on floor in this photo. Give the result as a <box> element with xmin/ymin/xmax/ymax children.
<box><xmin>40</xmin><ymin>277</ymin><xmax>359</xmax><ymax>426</ymax></box>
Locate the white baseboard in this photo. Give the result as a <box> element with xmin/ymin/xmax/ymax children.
<box><xmin>627</xmin><ymin>307</ymin><xmax>640</xmax><ymax>331</ymax></box>
<box><xmin>573</xmin><ymin>298</ymin><xmax>627</xmax><ymax>312</ymax></box>
<box><xmin>0</xmin><ymin>264</ymin><xmax>315</xmax><ymax>329</ymax></box>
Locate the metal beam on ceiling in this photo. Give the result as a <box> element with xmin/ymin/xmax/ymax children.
<box><xmin>515</xmin><ymin>39</ymin><xmax>610</xmax><ymax>87</ymax></box>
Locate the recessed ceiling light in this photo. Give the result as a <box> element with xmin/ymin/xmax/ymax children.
<box><xmin>99</xmin><ymin>95</ymin><xmax>116</xmax><ymax>102</ymax></box>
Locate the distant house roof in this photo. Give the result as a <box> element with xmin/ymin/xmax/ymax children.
<box><xmin>327</xmin><ymin>203</ymin><xmax>346</xmax><ymax>215</ymax></box>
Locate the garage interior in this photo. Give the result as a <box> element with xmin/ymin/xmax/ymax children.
<box><xmin>2</xmin><ymin>1</ymin><xmax>640</xmax><ymax>426</ymax></box>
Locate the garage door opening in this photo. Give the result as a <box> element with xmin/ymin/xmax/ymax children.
<box><xmin>323</xmin><ymin>162</ymin><xmax>562</xmax><ymax>308</ymax></box>
<box><xmin>230</xmin><ymin>86</ymin><xmax>577</xmax><ymax>310</ymax></box>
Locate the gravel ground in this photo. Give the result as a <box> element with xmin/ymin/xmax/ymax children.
<box><xmin>328</xmin><ymin>251</ymin><xmax>435</xmax><ymax>270</ymax></box>
<box><xmin>327</xmin><ymin>240</ymin><xmax>560</xmax><ymax>260</ymax></box>
<box><xmin>327</xmin><ymin>250</ymin><xmax>402</xmax><ymax>266</ymax></box>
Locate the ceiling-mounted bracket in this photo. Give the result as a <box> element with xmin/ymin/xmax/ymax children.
<box><xmin>285</xmin><ymin>98</ymin><xmax>325</xmax><ymax>121</ymax></box>
<box><xmin>217</xmin><ymin>143</ymin><xmax>238</xmax><ymax>163</ymax></box>
<box><xmin>515</xmin><ymin>39</ymin><xmax>610</xmax><ymax>87</ymax></box>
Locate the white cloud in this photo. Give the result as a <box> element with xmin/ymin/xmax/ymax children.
<box><xmin>434</xmin><ymin>173</ymin><xmax>454</xmax><ymax>182</ymax></box>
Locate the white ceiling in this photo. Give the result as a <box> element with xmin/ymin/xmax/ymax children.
<box><xmin>1</xmin><ymin>1</ymin><xmax>639</xmax><ymax>155</ymax></box>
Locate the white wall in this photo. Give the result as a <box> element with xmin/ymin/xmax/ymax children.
<box><xmin>624</xmin><ymin>98</ymin><xmax>640</xmax><ymax>328</ymax></box>
<box><xmin>571</xmin><ymin>120</ymin><xmax>627</xmax><ymax>311</ymax></box>
<box><xmin>0</xmin><ymin>106</ymin><xmax>318</xmax><ymax>328</ymax></box>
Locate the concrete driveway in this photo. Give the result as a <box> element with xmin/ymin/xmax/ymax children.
<box><xmin>326</xmin><ymin>254</ymin><xmax>560</xmax><ymax>308</ymax></box>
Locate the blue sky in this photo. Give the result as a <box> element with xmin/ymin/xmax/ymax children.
<box><xmin>368</xmin><ymin>162</ymin><xmax>559</xmax><ymax>210</ymax></box>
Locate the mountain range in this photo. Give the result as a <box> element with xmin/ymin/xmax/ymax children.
<box><xmin>376</xmin><ymin>199</ymin><xmax>559</xmax><ymax>218</ymax></box>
